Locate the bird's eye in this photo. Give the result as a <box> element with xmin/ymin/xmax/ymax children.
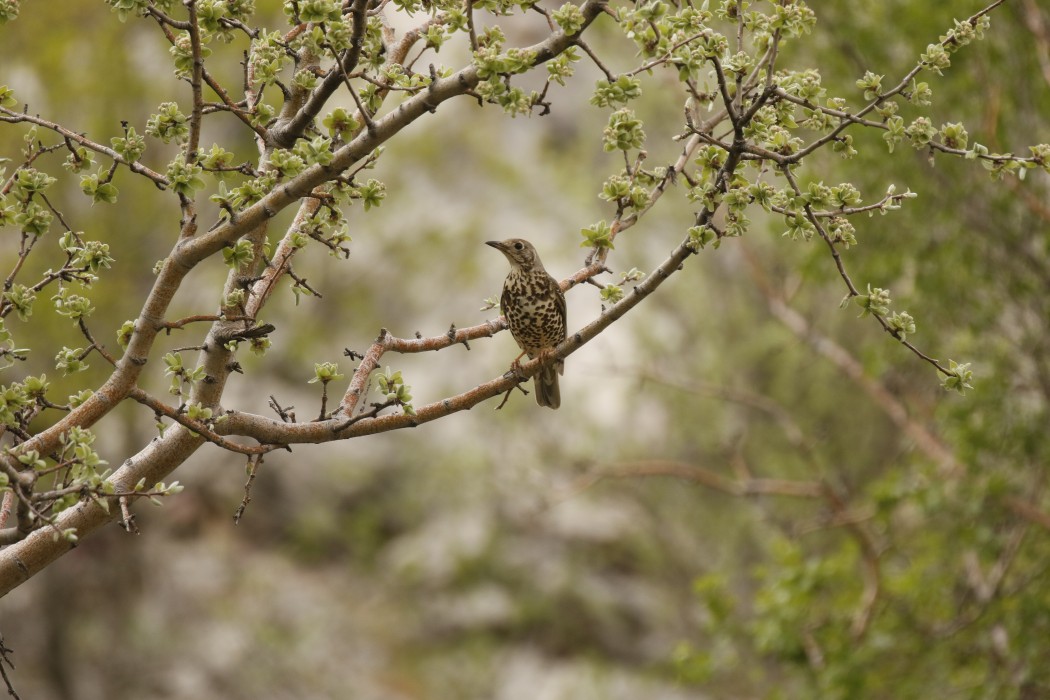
<box><xmin>513</xmin><ymin>242</ymin><xmax>524</xmax><ymax>250</ymax></box>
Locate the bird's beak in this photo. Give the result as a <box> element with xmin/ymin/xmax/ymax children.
<box><xmin>485</xmin><ymin>240</ymin><xmax>505</xmax><ymax>251</ymax></box>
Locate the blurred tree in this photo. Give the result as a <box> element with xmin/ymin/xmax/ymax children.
<box><xmin>0</xmin><ymin>0</ymin><xmax>1049</xmax><ymax>698</ymax></box>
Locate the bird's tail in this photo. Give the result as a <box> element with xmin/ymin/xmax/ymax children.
<box><xmin>535</xmin><ymin>364</ymin><xmax>561</xmax><ymax>409</ymax></box>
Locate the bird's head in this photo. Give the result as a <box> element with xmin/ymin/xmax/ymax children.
<box><xmin>486</xmin><ymin>238</ymin><xmax>541</xmax><ymax>271</ymax></box>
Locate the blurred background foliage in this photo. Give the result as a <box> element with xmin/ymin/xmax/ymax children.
<box><xmin>2</xmin><ymin>1</ymin><xmax>1049</xmax><ymax>698</ymax></box>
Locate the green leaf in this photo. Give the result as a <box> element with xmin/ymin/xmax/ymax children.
<box><xmin>552</xmin><ymin>2</ymin><xmax>586</xmax><ymax>34</ymax></box>
<box><xmin>580</xmin><ymin>220</ymin><xmax>615</xmax><ymax>250</ymax></box>
<box><xmin>222</xmin><ymin>239</ymin><xmax>255</xmax><ymax>269</ymax></box>
<box><xmin>940</xmin><ymin>359</ymin><xmax>974</xmax><ymax>394</ymax></box>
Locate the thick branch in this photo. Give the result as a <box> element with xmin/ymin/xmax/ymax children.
<box><xmin>223</xmin><ymin>228</ymin><xmax>699</xmax><ymax>445</ymax></box>
<box><xmin>0</xmin><ymin>0</ymin><xmax>611</xmax><ymax>595</ymax></box>
<box><xmin>270</xmin><ymin>0</ymin><xmax>373</xmax><ymax>147</ymax></box>
<box><xmin>180</xmin><ymin>0</ymin><xmax>609</xmax><ymax>269</ymax></box>
<box><xmin>0</xmin><ymin>427</ymin><xmax>204</xmax><ymax>595</ymax></box>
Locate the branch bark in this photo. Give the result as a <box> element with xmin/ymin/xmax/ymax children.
<box><xmin>0</xmin><ymin>0</ymin><xmax>612</xmax><ymax>597</ymax></box>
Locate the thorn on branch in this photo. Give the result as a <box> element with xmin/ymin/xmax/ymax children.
<box><xmin>118</xmin><ymin>496</ymin><xmax>139</xmax><ymax>534</ymax></box>
<box><xmin>534</xmin><ymin>83</ymin><xmax>553</xmax><ymax>116</ymax></box>
<box><xmin>78</xmin><ymin>319</ymin><xmax>117</xmax><ymax>366</ymax></box>
<box><xmin>269</xmin><ymin>395</ymin><xmax>295</xmax><ymax>423</ymax></box>
<box><xmin>286</xmin><ymin>265</ymin><xmax>323</xmax><ymax>297</ymax></box>
<box><xmin>0</xmin><ymin>633</ymin><xmax>21</xmax><ymax>700</ymax></box>
<box><xmin>233</xmin><ymin>454</ymin><xmax>262</xmax><ymax>524</ymax></box>
<box><xmin>331</xmin><ymin>398</ymin><xmax>397</xmax><ymax>432</ymax></box>
<box><xmin>495</xmin><ymin>382</ymin><xmax>529</xmax><ymax>410</ymax></box>
<box><xmin>239</xmin><ymin>273</ymin><xmax>265</xmax><ymax>289</ymax></box>
<box><xmin>217</xmin><ymin>322</ymin><xmax>276</xmax><ymax>344</ymax></box>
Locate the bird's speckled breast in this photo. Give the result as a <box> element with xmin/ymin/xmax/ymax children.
<box><xmin>502</xmin><ymin>269</ymin><xmax>566</xmax><ymax>355</ymax></box>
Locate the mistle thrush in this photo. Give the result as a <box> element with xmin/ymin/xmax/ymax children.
<box><xmin>486</xmin><ymin>239</ymin><xmax>567</xmax><ymax>409</ymax></box>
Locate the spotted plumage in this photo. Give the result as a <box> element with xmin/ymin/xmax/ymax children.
<box><xmin>486</xmin><ymin>238</ymin><xmax>567</xmax><ymax>409</ymax></box>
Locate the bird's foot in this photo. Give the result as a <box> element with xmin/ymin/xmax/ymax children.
<box><xmin>508</xmin><ymin>349</ymin><xmax>528</xmax><ymax>376</ymax></box>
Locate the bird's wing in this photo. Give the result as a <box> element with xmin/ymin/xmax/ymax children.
<box><xmin>500</xmin><ymin>281</ymin><xmax>513</xmax><ymax>322</ymax></box>
<box><xmin>551</xmin><ymin>273</ymin><xmax>567</xmax><ymax>340</ymax></box>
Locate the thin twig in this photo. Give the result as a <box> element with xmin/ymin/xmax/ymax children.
<box><xmin>0</xmin><ymin>634</ymin><xmax>21</xmax><ymax>700</ymax></box>
<box><xmin>129</xmin><ymin>388</ymin><xmax>280</xmax><ymax>456</ymax></box>
<box><xmin>233</xmin><ymin>454</ymin><xmax>262</xmax><ymax>523</ymax></box>
<box><xmin>185</xmin><ymin>0</ymin><xmax>206</xmax><ymax>160</ymax></box>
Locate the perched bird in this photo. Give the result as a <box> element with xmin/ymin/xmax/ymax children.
<box><xmin>486</xmin><ymin>238</ymin><xmax>567</xmax><ymax>409</ymax></box>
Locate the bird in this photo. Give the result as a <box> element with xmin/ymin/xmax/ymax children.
<box><xmin>486</xmin><ymin>238</ymin><xmax>567</xmax><ymax>409</ymax></box>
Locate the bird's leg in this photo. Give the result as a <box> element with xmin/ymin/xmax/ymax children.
<box><xmin>509</xmin><ymin>349</ymin><xmax>527</xmax><ymax>372</ymax></box>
